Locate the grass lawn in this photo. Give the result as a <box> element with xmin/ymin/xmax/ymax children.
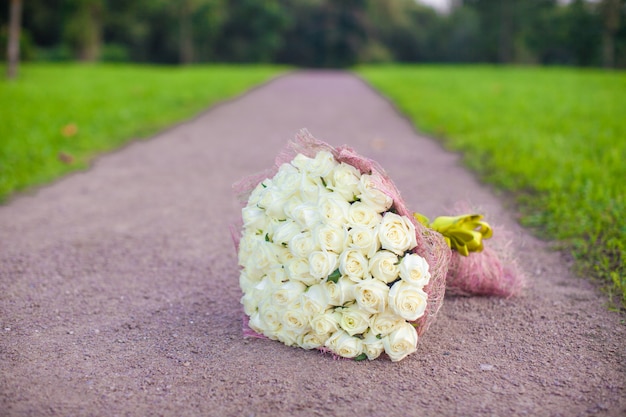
<box><xmin>0</xmin><ymin>63</ymin><xmax>286</xmax><ymax>201</ymax></box>
<box><xmin>358</xmin><ymin>65</ymin><xmax>626</xmax><ymax>308</ymax></box>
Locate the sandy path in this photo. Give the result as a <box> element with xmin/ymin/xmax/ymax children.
<box><xmin>1</xmin><ymin>71</ymin><xmax>624</xmax><ymax>417</ymax></box>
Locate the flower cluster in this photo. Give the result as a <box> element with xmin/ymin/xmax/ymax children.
<box><xmin>238</xmin><ymin>150</ymin><xmax>431</xmax><ymax>361</ymax></box>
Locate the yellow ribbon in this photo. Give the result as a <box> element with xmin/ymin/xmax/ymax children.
<box><xmin>413</xmin><ymin>213</ymin><xmax>493</xmax><ymax>256</ymax></box>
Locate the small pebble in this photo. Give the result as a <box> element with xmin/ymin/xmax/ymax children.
<box><xmin>480</xmin><ymin>364</ymin><xmax>494</xmax><ymax>371</ymax></box>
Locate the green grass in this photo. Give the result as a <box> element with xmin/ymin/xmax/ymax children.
<box><xmin>358</xmin><ymin>65</ymin><xmax>626</xmax><ymax>309</ymax></box>
<box><xmin>0</xmin><ymin>63</ymin><xmax>286</xmax><ymax>201</ymax></box>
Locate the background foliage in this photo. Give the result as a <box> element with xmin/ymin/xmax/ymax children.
<box><xmin>1</xmin><ymin>0</ymin><xmax>625</xmax><ymax>68</ymax></box>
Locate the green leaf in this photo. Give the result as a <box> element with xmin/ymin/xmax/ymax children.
<box><xmin>327</xmin><ymin>269</ymin><xmax>341</xmax><ymax>283</ymax></box>
<box><xmin>354</xmin><ymin>353</ymin><xmax>368</xmax><ymax>361</ymax></box>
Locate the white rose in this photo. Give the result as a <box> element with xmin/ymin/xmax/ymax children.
<box><xmin>308</xmin><ymin>251</ymin><xmax>339</xmax><ymax>280</ymax></box>
<box><xmin>369</xmin><ymin>250</ymin><xmax>400</xmax><ymax>284</ymax></box>
<box><xmin>239</xmin><ymin>235</ymin><xmax>279</xmax><ymax>278</ymax></box>
<box><xmin>272</xmin><ymin>163</ymin><xmax>301</xmax><ymax>197</ymax></box>
<box><xmin>272</xmin><ymin>220</ymin><xmax>301</xmax><ymax>246</ymax></box>
<box><xmin>299</xmin><ymin>171</ymin><xmax>326</xmax><ymax>201</ymax></box>
<box><xmin>289</xmin><ymin>231</ymin><xmax>317</xmax><ymax>258</ymax></box>
<box><xmin>314</xmin><ymin>224</ymin><xmax>349</xmax><ymax>254</ymax></box>
<box><xmin>265</xmin><ymin>265</ymin><xmax>287</xmax><ymax>285</ymax></box>
<box><xmin>241</xmin><ymin>205</ymin><xmax>270</xmax><ymax>232</ymax></box>
<box><xmin>382</xmin><ymin>322</ymin><xmax>418</xmax><ymax>362</ymax></box>
<box><xmin>301</xmin><ymin>284</ymin><xmax>331</xmax><ymax>316</ymax></box>
<box><xmin>388</xmin><ymin>280</ymin><xmax>428</xmax><ymax>321</ymax></box>
<box><xmin>247</xmin><ymin>312</ymin><xmax>267</xmax><ymax>335</ymax></box>
<box><xmin>259</xmin><ymin>306</ymin><xmax>282</xmax><ymax>332</ymax></box>
<box><xmin>378</xmin><ymin>212</ymin><xmax>418</xmax><ymax>256</ymax></box>
<box><xmin>237</xmin><ymin>232</ymin><xmax>258</xmax><ymax>266</ymax></box>
<box><xmin>290</xmin><ymin>202</ymin><xmax>322</xmax><ymax>230</ymax></box>
<box><xmin>310</xmin><ymin>310</ymin><xmax>341</xmax><ymax>335</ymax></box>
<box><xmin>297</xmin><ymin>332</ymin><xmax>327</xmax><ymax>350</ymax></box>
<box><xmin>322</xmin><ymin>278</ymin><xmax>356</xmax><ymax>306</ymax></box>
<box><xmin>399</xmin><ymin>253</ymin><xmax>431</xmax><ymax>287</ymax></box>
<box><xmin>354</xmin><ymin>278</ymin><xmax>389</xmax><ymax>314</ymax></box>
<box><xmin>357</xmin><ymin>174</ymin><xmax>393</xmax><ymax>213</ymax></box>
<box><xmin>272</xmin><ymin>280</ymin><xmax>307</xmax><ymax>306</ymax></box>
<box><xmin>314</xmin><ymin>151</ymin><xmax>338</xmax><ymax>177</ymax></box>
<box><xmin>246</xmin><ymin>180</ymin><xmax>272</xmax><ymax>207</ymax></box>
<box><xmin>286</xmin><ymin>257</ymin><xmax>317</xmax><ymax>286</ymax></box>
<box><xmin>291</xmin><ymin>153</ymin><xmax>313</xmax><ymax>171</ymax></box>
<box><xmin>276</xmin><ymin>246</ymin><xmax>296</xmax><ymax>265</ymax></box>
<box><xmin>239</xmin><ymin>270</ymin><xmax>257</xmax><ymax>293</ymax></box>
<box><xmin>348</xmin><ymin>226</ymin><xmax>380</xmax><ymax>258</ymax></box>
<box><xmin>257</xmin><ymin>185</ymin><xmax>289</xmax><ymax>219</ymax></box>
<box><xmin>347</xmin><ymin>202</ymin><xmax>382</xmax><ymax>229</ymax></box>
<box><xmin>322</xmin><ymin>280</ymin><xmax>340</xmax><ymax>305</ymax></box>
<box><xmin>369</xmin><ymin>312</ymin><xmax>404</xmax><ymax>336</ymax></box>
<box><xmin>257</xmin><ymin>240</ymin><xmax>282</xmax><ymax>270</ymax></box>
<box><xmin>327</xmin><ymin>162</ymin><xmax>361</xmax><ymax>201</ymax></box>
<box><xmin>318</xmin><ymin>193</ymin><xmax>350</xmax><ymax>227</ymax></box>
<box><xmin>325</xmin><ymin>331</ymin><xmax>364</xmax><ymax>359</ymax></box>
<box><xmin>338</xmin><ymin>304</ymin><xmax>371</xmax><ymax>336</ymax></box>
<box><xmin>275</xmin><ymin>328</ymin><xmax>298</xmax><ymax>346</ymax></box>
<box><xmin>362</xmin><ymin>331</ymin><xmax>385</xmax><ymax>360</ymax></box>
<box><xmin>281</xmin><ymin>302</ymin><xmax>311</xmax><ymax>335</ymax></box>
<box><xmin>254</xmin><ymin>277</ymin><xmax>278</xmax><ymax>308</ymax></box>
<box><xmin>283</xmin><ymin>195</ymin><xmax>304</xmax><ymax>220</ymax></box>
<box><xmin>241</xmin><ymin>292</ymin><xmax>258</xmax><ymax>316</ymax></box>
<box><xmin>339</xmin><ymin>249</ymin><xmax>370</xmax><ymax>282</ymax></box>
<box><xmin>298</xmin><ymin>150</ymin><xmax>337</xmax><ymax>177</ymax></box>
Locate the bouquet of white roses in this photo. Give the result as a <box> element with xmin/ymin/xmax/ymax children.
<box><xmin>233</xmin><ymin>130</ymin><xmax>451</xmax><ymax>362</ymax></box>
<box><xmin>233</xmin><ymin>130</ymin><xmax>522</xmax><ymax>362</ymax></box>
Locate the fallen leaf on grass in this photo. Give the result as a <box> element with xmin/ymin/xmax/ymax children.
<box><xmin>61</xmin><ymin>123</ymin><xmax>78</xmax><ymax>137</ymax></box>
<box><xmin>58</xmin><ymin>152</ymin><xmax>74</xmax><ymax>164</ymax></box>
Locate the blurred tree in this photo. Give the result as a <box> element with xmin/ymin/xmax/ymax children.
<box><xmin>462</xmin><ymin>0</ymin><xmax>503</xmax><ymax>62</ymax></box>
<box><xmin>600</xmin><ymin>0</ymin><xmax>621</xmax><ymax>67</ymax></box>
<box><xmin>2</xmin><ymin>0</ymin><xmax>619</xmax><ymax>68</ymax></box>
<box><xmin>177</xmin><ymin>0</ymin><xmax>225</xmax><ymax>64</ymax></box>
<box><xmin>442</xmin><ymin>5</ymin><xmax>481</xmax><ymax>62</ymax></box>
<box><xmin>63</xmin><ymin>0</ymin><xmax>104</xmax><ymax>61</ymax></box>
<box><xmin>525</xmin><ymin>0</ymin><xmax>602</xmax><ymax>66</ymax></box>
<box><xmin>616</xmin><ymin>0</ymin><xmax>626</xmax><ymax>67</ymax></box>
<box><xmin>276</xmin><ymin>0</ymin><xmax>369</xmax><ymax>67</ymax></box>
<box><xmin>463</xmin><ymin>0</ymin><xmax>561</xmax><ymax>64</ymax></box>
<box><xmin>365</xmin><ymin>0</ymin><xmax>440</xmax><ymax>62</ymax></box>
<box><xmin>214</xmin><ymin>0</ymin><xmax>288</xmax><ymax>63</ymax></box>
<box><xmin>7</xmin><ymin>0</ymin><xmax>22</xmax><ymax>79</ymax></box>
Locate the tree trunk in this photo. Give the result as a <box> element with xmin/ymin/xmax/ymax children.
<box><xmin>498</xmin><ymin>0</ymin><xmax>514</xmax><ymax>63</ymax></box>
<box><xmin>602</xmin><ymin>31</ymin><xmax>615</xmax><ymax>68</ymax></box>
<box><xmin>180</xmin><ymin>1</ymin><xmax>194</xmax><ymax>64</ymax></box>
<box><xmin>601</xmin><ymin>0</ymin><xmax>620</xmax><ymax>68</ymax></box>
<box><xmin>83</xmin><ymin>1</ymin><xmax>103</xmax><ymax>61</ymax></box>
<box><xmin>7</xmin><ymin>0</ymin><xmax>23</xmax><ymax>79</ymax></box>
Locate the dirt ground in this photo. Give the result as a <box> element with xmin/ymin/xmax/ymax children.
<box><xmin>1</xmin><ymin>71</ymin><xmax>624</xmax><ymax>417</ymax></box>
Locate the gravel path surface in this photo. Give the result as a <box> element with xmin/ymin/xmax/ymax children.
<box><xmin>1</xmin><ymin>71</ymin><xmax>624</xmax><ymax>417</ymax></box>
